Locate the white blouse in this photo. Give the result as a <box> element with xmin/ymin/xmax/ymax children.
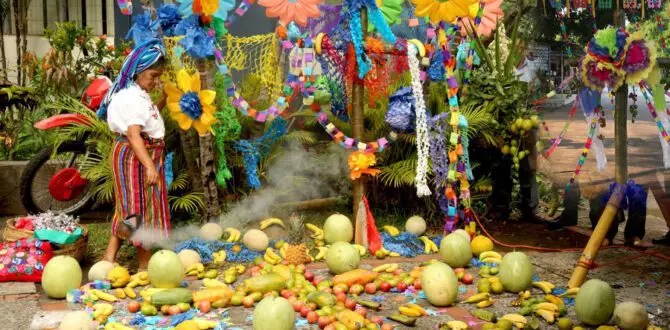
<box><xmin>107</xmin><ymin>84</ymin><xmax>165</xmax><ymax>139</ymax></box>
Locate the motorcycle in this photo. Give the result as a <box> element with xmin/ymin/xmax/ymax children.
<box><xmin>19</xmin><ymin>77</ymin><xmax>112</xmax><ymax>215</ymax></box>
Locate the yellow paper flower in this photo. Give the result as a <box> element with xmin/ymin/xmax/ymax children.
<box><xmin>348</xmin><ymin>151</ymin><xmax>380</xmax><ymax>180</ymax></box>
<box><xmin>201</xmin><ymin>0</ymin><xmax>220</xmax><ymax>16</ymax></box>
<box><xmin>412</xmin><ymin>0</ymin><xmax>476</xmax><ymax>24</ymax></box>
<box><xmin>165</xmin><ymin>69</ymin><xmax>218</xmax><ymax>136</ymax></box>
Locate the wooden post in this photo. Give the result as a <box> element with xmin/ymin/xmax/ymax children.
<box><xmin>197</xmin><ymin>60</ymin><xmax>221</xmax><ymax>221</ymax></box>
<box><xmin>352</xmin><ymin>8</ymin><xmax>367</xmax><ymax>245</ymax></box>
<box><xmin>614</xmin><ymin>9</ymin><xmax>628</xmax><ymax>184</ymax></box>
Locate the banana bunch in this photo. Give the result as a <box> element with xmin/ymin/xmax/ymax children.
<box><xmin>418</xmin><ymin>236</ymin><xmax>438</xmax><ymax>254</ymax></box>
<box><xmin>372</xmin><ymin>263</ymin><xmax>399</xmax><ymax>273</ymax></box>
<box><xmin>353</xmin><ymin>244</ymin><xmax>367</xmax><ymax>256</ymax></box>
<box><xmin>479</xmin><ymin>251</ymin><xmax>503</xmax><ymax>264</ymax></box>
<box><xmin>93</xmin><ymin>303</ymin><xmax>114</xmax><ymax>323</ymax></box>
<box><xmin>306</xmin><ymin>223</ymin><xmax>324</xmax><ymax>241</ymax></box>
<box><xmin>90</xmin><ymin>289</ymin><xmax>117</xmax><ymax>302</ymax></box>
<box><xmin>105</xmin><ymin>322</ymin><xmax>134</xmax><ymax>330</ymax></box>
<box><xmin>223</xmin><ymin>267</ymin><xmax>238</xmax><ymax>284</ymax></box>
<box><xmin>533</xmin><ymin>302</ymin><xmax>559</xmax><ymax>324</ymax></box>
<box><xmin>374</xmin><ymin>247</ymin><xmax>399</xmax><ymax>258</ymax></box>
<box><xmin>225</xmin><ymin>228</ymin><xmax>241</xmax><ymax>242</ymax></box>
<box><xmin>445</xmin><ymin>320</ymin><xmax>470</xmax><ymax>330</ymax></box>
<box><xmin>113</xmin><ymin>288</ymin><xmax>126</xmax><ymax>299</ymax></box>
<box><xmin>212</xmin><ymin>250</ymin><xmax>227</xmax><ymax>265</ymax></box>
<box><xmin>398</xmin><ymin>303</ymin><xmax>427</xmax><ymax>317</ymax></box>
<box><xmin>501</xmin><ymin>314</ymin><xmax>528</xmax><ymax>329</ymax></box>
<box><xmin>558</xmin><ymin>287</ymin><xmax>579</xmax><ymax>298</ymax></box>
<box><xmin>264</xmin><ymin>248</ymin><xmax>282</xmax><ymax>265</ymax></box>
<box><xmin>532</xmin><ymin>281</ymin><xmax>556</xmax><ymax>294</ymax></box>
<box><xmin>123</xmin><ymin>287</ymin><xmax>136</xmax><ymax>299</ymax></box>
<box><xmin>203</xmin><ymin>278</ymin><xmax>227</xmax><ymax>288</ymax></box>
<box><xmin>464</xmin><ymin>293</ymin><xmax>491</xmax><ymax>304</ymax></box>
<box><xmin>544</xmin><ymin>295</ymin><xmax>564</xmax><ymax>307</ymax></box>
<box><xmin>185</xmin><ymin>263</ymin><xmax>205</xmax><ymax>277</ymax></box>
<box><xmin>279</xmin><ymin>244</ymin><xmax>288</xmax><ymax>259</ymax></box>
<box><xmin>259</xmin><ymin>218</ymin><xmax>285</xmax><ymax>230</ymax></box>
<box><xmin>126</xmin><ymin>271</ymin><xmax>150</xmax><ymax>288</ymax></box>
<box><xmin>313</xmin><ymin>247</ymin><xmax>328</xmax><ymax>261</ymax></box>
<box><xmin>383</xmin><ymin>225</ymin><xmax>401</xmax><ymax>237</ymax></box>
<box><xmin>511</xmin><ymin>290</ymin><xmax>532</xmax><ymax>307</ymax></box>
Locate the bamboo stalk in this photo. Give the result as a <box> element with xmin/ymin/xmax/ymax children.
<box><xmin>352</xmin><ymin>7</ymin><xmax>368</xmax><ymax>245</ymax></box>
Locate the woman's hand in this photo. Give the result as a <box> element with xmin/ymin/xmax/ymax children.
<box><xmin>144</xmin><ymin>166</ymin><xmax>159</xmax><ymax>187</ymax></box>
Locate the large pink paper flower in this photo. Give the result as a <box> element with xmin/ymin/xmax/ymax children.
<box><xmin>459</xmin><ymin>0</ymin><xmax>504</xmax><ymax>37</ymax></box>
<box><xmin>258</xmin><ymin>0</ymin><xmax>323</xmax><ymax>26</ymax></box>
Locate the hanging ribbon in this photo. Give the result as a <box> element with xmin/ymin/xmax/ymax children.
<box><xmin>408</xmin><ymin>44</ymin><xmax>431</xmax><ymax>197</ymax></box>
<box><xmin>234</xmin><ymin>117</ymin><xmax>288</xmax><ymax>190</ymax></box>
<box><xmin>566</xmin><ymin>106</ymin><xmax>600</xmax><ymax>192</ymax></box>
<box><xmin>117</xmin><ymin>0</ymin><xmax>132</xmax><ymax>15</ymax></box>
<box><xmin>345</xmin><ymin>0</ymin><xmax>397</xmax><ymax>78</ymax></box>
<box><xmin>543</xmin><ymin>96</ymin><xmax>579</xmax><ymax>159</ymax></box>
<box><xmin>641</xmin><ymin>82</ymin><xmax>670</xmax><ymax>168</ymax></box>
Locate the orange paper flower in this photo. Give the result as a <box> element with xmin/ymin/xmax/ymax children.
<box><xmin>257</xmin><ymin>0</ymin><xmax>322</xmax><ymax>26</ymax></box>
<box><xmin>348</xmin><ymin>151</ymin><xmax>380</xmax><ymax>180</ymax></box>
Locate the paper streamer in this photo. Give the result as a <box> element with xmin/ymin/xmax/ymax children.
<box><xmin>543</xmin><ymin>96</ymin><xmax>579</xmax><ymax>159</ymax></box>
<box><xmin>117</xmin><ymin>0</ymin><xmax>132</xmax><ymax>15</ymax></box>
<box><xmin>408</xmin><ymin>44</ymin><xmax>431</xmax><ymax>197</ymax></box>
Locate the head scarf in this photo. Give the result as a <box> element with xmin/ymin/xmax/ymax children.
<box><xmin>97</xmin><ymin>38</ymin><xmax>167</xmax><ymax>120</ymax></box>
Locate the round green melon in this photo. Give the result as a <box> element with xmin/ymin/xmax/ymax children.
<box><xmin>499</xmin><ymin>251</ymin><xmax>533</xmax><ymax>293</ymax></box>
<box><xmin>439</xmin><ymin>233</ymin><xmax>473</xmax><ymax>268</ymax></box>
<box><xmin>42</xmin><ymin>256</ymin><xmax>82</xmax><ymax>299</ymax></box>
<box><xmin>325</xmin><ymin>242</ymin><xmax>360</xmax><ymax>274</ymax></box>
<box><xmin>575</xmin><ymin>279</ymin><xmax>616</xmax><ymax>326</ymax></box>
<box><xmin>253</xmin><ymin>296</ymin><xmax>295</xmax><ymax>330</ymax></box>
<box><xmin>613</xmin><ymin>301</ymin><xmax>649</xmax><ymax>330</ymax></box>
<box><xmin>148</xmin><ymin>250</ymin><xmax>184</xmax><ymax>288</ymax></box>
<box><xmin>420</xmin><ymin>262</ymin><xmax>458</xmax><ymax>306</ymax></box>
<box><xmin>323</xmin><ymin>214</ymin><xmax>353</xmax><ymax>244</ymax></box>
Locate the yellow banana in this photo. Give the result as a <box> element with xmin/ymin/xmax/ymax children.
<box><xmin>445</xmin><ymin>320</ymin><xmax>469</xmax><ymax>330</ymax></box>
<box><xmin>399</xmin><ymin>306</ymin><xmax>422</xmax><ymax>317</ymax></box>
<box><xmin>235</xmin><ymin>265</ymin><xmax>246</xmax><ymax>274</ymax></box>
<box><xmin>532</xmin><ymin>281</ymin><xmax>555</xmax><ymax>294</ymax></box>
<box><xmin>382</xmin><ymin>226</ymin><xmax>400</xmax><ymax>236</ymax></box>
<box><xmin>464</xmin><ymin>293</ymin><xmax>491</xmax><ymax>303</ymax></box>
<box><xmin>558</xmin><ymin>287</ymin><xmax>579</xmax><ymax>297</ymax></box>
<box><xmin>105</xmin><ymin>322</ymin><xmax>134</xmax><ymax>330</ymax></box>
<box><xmin>225</xmin><ymin>228</ymin><xmax>240</xmax><ymax>242</ymax></box>
<box><xmin>418</xmin><ymin>236</ymin><xmax>438</xmax><ymax>254</ymax></box>
<box><xmin>353</xmin><ymin>244</ymin><xmax>367</xmax><ymax>256</ymax></box>
<box><xmin>264</xmin><ymin>253</ymin><xmax>279</xmax><ymax>265</ymax></box>
<box><xmin>481</xmin><ymin>257</ymin><xmax>502</xmax><ymax>264</ymax></box>
<box><xmin>265</xmin><ymin>248</ymin><xmax>282</xmax><ymax>261</ymax></box>
<box><xmin>193</xmin><ymin>318</ymin><xmax>219</xmax><ymax>329</ymax></box>
<box><xmin>535</xmin><ymin>309</ymin><xmax>555</xmax><ymax>324</ymax></box>
<box><xmin>203</xmin><ymin>278</ymin><xmax>226</xmax><ymax>288</ymax></box>
<box><xmin>314</xmin><ymin>239</ymin><xmax>325</xmax><ymax>247</ymax></box>
<box><xmin>476</xmin><ymin>299</ymin><xmax>494</xmax><ymax>308</ymax></box>
<box><xmin>479</xmin><ymin>251</ymin><xmax>503</xmax><ymax>260</ymax></box>
<box><xmin>306</xmin><ymin>223</ymin><xmax>324</xmax><ymax>238</ymax></box>
<box><xmin>405</xmin><ymin>303</ymin><xmax>427</xmax><ymax>315</ymax></box>
<box><xmin>113</xmin><ymin>288</ymin><xmax>126</xmax><ymax>299</ymax></box>
<box><xmin>389</xmin><ymin>252</ymin><xmax>401</xmax><ymax>257</ymax></box>
<box><xmin>501</xmin><ymin>314</ymin><xmax>528</xmax><ymax>325</ymax></box>
<box><xmin>91</xmin><ymin>290</ymin><xmax>117</xmax><ymax>302</ymax></box>
<box><xmin>93</xmin><ymin>303</ymin><xmax>114</xmax><ymax>317</ymax></box>
<box><xmin>123</xmin><ymin>287</ymin><xmax>136</xmax><ymax>299</ymax></box>
<box><xmin>314</xmin><ymin>247</ymin><xmax>328</xmax><ymax>260</ymax></box>
<box><xmin>534</xmin><ymin>302</ymin><xmax>559</xmax><ymax>313</ymax></box>
<box><xmin>544</xmin><ymin>295</ymin><xmax>564</xmax><ymax>307</ymax></box>
<box><xmin>385</xmin><ymin>263</ymin><xmax>399</xmax><ymax>273</ymax></box>
<box><xmin>373</xmin><ymin>264</ymin><xmax>391</xmax><ymax>272</ymax></box>
<box><xmin>279</xmin><ymin>245</ymin><xmax>288</xmax><ymax>259</ymax></box>
<box><xmin>520</xmin><ymin>290</ymin><xmax>532</xmax><ymax>300</ymax></box>
<box><xmin>89</xmin><ymin>291</ymin><xmax>99</xmax><ymax>301</ymax></box>
<box><xmin>259</xmin><ymin>218</ymin><xmax>285</xmax><ymax>230</ymax></box>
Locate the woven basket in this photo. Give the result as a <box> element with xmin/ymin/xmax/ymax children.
<box><xmin>2</xmin><ymin>218</ymin><xmax>34</xmax><ymax>242</ymax></box>
<box><xmin>52</xmin><ymin>225</ymin><xmax>89</xmax><ymax>262</ymax></box>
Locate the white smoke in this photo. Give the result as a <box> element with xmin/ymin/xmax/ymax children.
<box><xmin>130</xmin><ymin>142</ymin><xmax>351</xmax><ymax>248</ymax></box>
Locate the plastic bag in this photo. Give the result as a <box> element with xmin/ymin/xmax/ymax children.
<box><xmin>385</xmin><ymin>86</ymin><xmax>416</xmax><ymax>133</ymax></box>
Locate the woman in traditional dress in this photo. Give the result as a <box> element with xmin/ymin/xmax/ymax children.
<box><xmin>98</xmin><ymin>38</ymin><xmax>170</xmax><ymax>270</ymax></box>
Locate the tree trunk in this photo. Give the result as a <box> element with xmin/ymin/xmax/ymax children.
<box><xmin>197</xmin><ymin>60</ymin><xmax>220</xmax><ymax>222</ymax></box>
<box><xmin>12</xmin><ymin>0</ymin><xmax>20</xmax><ymax>85</ymax></box>
<box><xmin>179</xmin><ymin>129</ymin><xmax>205</xmax><ymax>205</ymax></box>
<box><xmin>0</xmin><ymin>16</ymin><xmax>6</xmax><ymax>82</ymax></box>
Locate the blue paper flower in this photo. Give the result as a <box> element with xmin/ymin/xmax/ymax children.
<box><xmin>179</xmin><ymin>91</ymin><xmax>205</xmax><ymax>119</ymax></box>
<box><xmin>180</xmin><ymin>27</ymin><xmax>216</xmax><ymax>59</ymax></box>
<box><xmin>177</xmin><ymin>0</ymin><xmax>235</xmax><ymax>21</ymax></box>
<box><xmin>125</xmin><ymin>12</ymin><xmax>159</xmax><ymax>44</ymax></box>
<box><xmin>158</xmin><ymin>3</ymin><xmax>182</xmax><ymax>37</ymax></box>
<box><xmin>174</xmin><ymin>14</ymin><xmax>200</xmax><ymax>36</ymax></box>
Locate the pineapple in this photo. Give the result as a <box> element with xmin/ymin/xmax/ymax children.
<box><xmin>284</xmin><ymin>214</ymin><xmax>309</xmax><ymax>265</ymax></box>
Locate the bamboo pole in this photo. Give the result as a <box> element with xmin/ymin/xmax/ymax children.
<box><xmin>568</xmin><ymin>183</ymin><xmax>625</xmax><ymax>287</ymax></box>
<box><xmin>352</xmin><ymin>8</ymin><xmax>368</xmax><ymax>245</ymax></box>
<box><xmin>614</xmin><ymin>8</ymin><xmax>628</xmax><ymax>185</ymax></box>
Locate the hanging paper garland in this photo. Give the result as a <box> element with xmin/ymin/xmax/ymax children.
<box><xmin>225</xmin><ymin>0</ymin><xmax>255</xmax><ymax>27</ymax></box>
<box><xmin>408</xmin><ymin>44</ymin><xmax>432</xmax><ymax>197</ymax></box>
<box><xmin>566</xmin><ymin>107</ymin><xmax>600</xmax><ymax>191</ymax></box>
<box><xmin>117</xmin><ymin>0</ymin><xmax>132</xmax><ymax>15</ymax></box>
<box><xmin>316</xmin><ymin>112</ymin><xmax>398</xmax><ymax>152</ymax></box>
<box><xmin>543</xmin><ymin>96</ymin><xmax>579</xmax><ymax>159</ymax></box>
<box><xmin>640</xmin><ymin>82</ymin><xmax>670</xmax><ymax>144</ymax></box>
<box><xmin>598</xmin><ymin>0</ymin><xmax>612</xmax><ymax>9</ymax></box>
<box><xmin>555</xmin><ymin>0</ymin><xmax>572</xmax><ymax>57</ymax></box>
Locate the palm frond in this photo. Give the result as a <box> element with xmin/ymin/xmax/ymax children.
<box><xmin>377</xmin><ymin>156</ymin><xmax>418</xmax><ymax>188</ymax></box>
<box><xmin>280</xmin><ymin>130</ymin><xmax>318</xmax><ymax>145</ymax></box>
<box><xmin>168</xmin><ymin>192</ymin><xmax>205</xmax><ymax>214</ymax></box>
<box><xmin>169</xmin><ymin>172</ymin><xmax>190</xmax><ymax>192</ymax></box>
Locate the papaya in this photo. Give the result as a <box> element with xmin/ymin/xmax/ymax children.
<box><xmin>307</xmin><ymin>292</ymin><xmax>337</xmax><ymax>308</ymax></box>
<box><xmin>192</xmin><ymin>286</ymin><xmax>233</xmax><ymax>304</ymax></box>
<box><xmin>333</xmin><ymin>269</ymin><xmax>378</xmax><ymax>287</ymax></box>
<box><xmin>244</xmin><ymin>274</ymin><xmax>286</xmax><ymax>294</ymax></box>
<box><xmin>151</xmin><ymin>288</ymin><xmax>193</xmax><ymax>306</ymax></box>
<box><xmin>336</xmin><ymin>310</ymin><xmax>367</xmax><ymax>329</ymax></box>
<box><xmin>271</xmin><ymin>265</ymin><xmax>293</xmax><ymax>281</ymax></box>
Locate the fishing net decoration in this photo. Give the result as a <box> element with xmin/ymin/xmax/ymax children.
<box><xmin>163</xmin><ymin>36</ymin><xmax>197</xmax><ymax>80</ymax></box>
<box><xmin>222</xmin><ymin>33</ymin><xmax>283</xmax><ymax>101</ymax></box>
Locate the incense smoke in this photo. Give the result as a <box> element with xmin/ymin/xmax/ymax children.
<box><xmin>130</xmin><ymin>142</ymin><xmax>350</xmax><ymax>248</ymax></box>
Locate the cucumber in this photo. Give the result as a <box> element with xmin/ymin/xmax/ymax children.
<box><xmin>471</xmin><ymin>309</ymin><xmax>497</xmax><ymax>323</ymax></box>
<box><xmin>150</xmin><ymin>288</ymin><xmax>193</xmax><ymax>306</ymax></box>
<box><xmin>354</xmin><ymin>298</ymin><xmax>381</xmax><ymax>310</ymax></box>
<box><xmin>388</xmin><ymin>313</ymin><xmax>417</xmax><ymax>326</ymax></box>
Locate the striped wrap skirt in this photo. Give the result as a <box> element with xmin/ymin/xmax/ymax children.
<box><xmin>110</xmin><ymin>136</ymin><xmax>170</xmax><ymax>244</ymax></box>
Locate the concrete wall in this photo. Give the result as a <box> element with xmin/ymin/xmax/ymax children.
<box><xmin>0</xmin><ymin>161</ymin><xmax>28</xmax><ymax>216</ymax></box>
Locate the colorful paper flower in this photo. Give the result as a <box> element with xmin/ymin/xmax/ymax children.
<box><xmin>348</xmin><ymin>151</ymin><xmax>380</xmax><ymax>180</ymax></box>
<box><xmin>458</xmin><ymin>0</ymin><xmax>503</xmax><ymax>37</ymax></box>
<box><xmin>165</xmin><ymin>69</ymin><xmax>218</xmax><ymax>136</ymax></box>
<box><xmin>125</xmin><ymin>12</ymin><xmax>159</xmax><ymax>44</ymax></box>
<box><xmin>177</xmin><ymin>0</ymin><xmax>235</xmax><ymax>21</ymax></box>
<box><xmin>174</xmin><ymin>15</ymin><xmax>200</xmax><ymax>36</ymax></box>
<box><xmin>368</xmin><ymin>0</ymin><xmax>403</xmax><ymax>31</ymax></box>
<box><xmin>622</xmin><ymin>32</ymin><xmax>656</xmax><ymax>84</ymax></box>
<box><xmin>579</xmin><ymin>54</ymin><xmax>625</xmax><ymax>91</ymax></box>
<box><xmin>588</xmin><ymin>27</ymin><xmax>628</xmax><ymax>63</ymax></box>
<box><xmin>258</xmin><ymin>0</ymin><xmax>323</xmax><ymax>26</ymax></box>
<box><xmin>179</xmin><ymin>27</ymin><xmax>216</xmax><ymax>59</ymax></box>
<box><xmin>412</xmin><ymin>0</ymin><xmax>476</xmax><ymax>24</ymax></box>
<box><xmin>157</xmin><ymin>3</ymin><xmax>182</xmax><ymax>37</ymax></box>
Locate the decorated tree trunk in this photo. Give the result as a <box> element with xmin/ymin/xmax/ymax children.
<box><xmin>197</xmin><ymin>60</ymin><xmax>221</xmax><ymax>220</ymax></box>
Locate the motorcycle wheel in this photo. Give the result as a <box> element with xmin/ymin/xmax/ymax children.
<box><xmin>20</xmin><ymin>141</ymin><xmax>96</xmax><ymax>215</ymax></box>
